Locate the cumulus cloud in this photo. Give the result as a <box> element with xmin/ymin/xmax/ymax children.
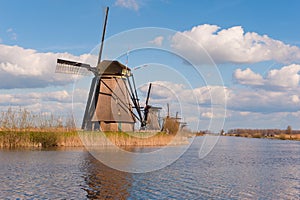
<box><xmin>0</xmin><ymin>44</ymin><xmax>96</xmax><ymax>89</ymax></box>
<box><xmin>140</xmin><ymin>73</ymin><xmax>300</xmax><ymax>117</ymax></box>
<box><xmin>137</xmin><ymin>77</ymin><xmax>300</xmax><ymax>129</ymax></box>
<box><xmin>0</xmin><ymin>90</ymin><xmax>72</xmax><ymax>106</ymax></box>
<box><xmin>227</xmin><ymin>86</ymin><xmax>300</xmax><ymax>113</ymax></box>
<box><xmin>138</xmin><ymin>81</ymin><xmax>227</xmax><ymax>119</ymax></box>
<box><xmin>115</xmin><ymin>0</ymin><xmax>140</xmax><ymax>11</ymax></box>
<box><xmin>149</xmin><ymin>36</ymin><xmax>164</xmax><ymax>46</ymax></box>
<box><xmin>171</xmin><ymin>24</ymin><xmax>300</xmax><ymax>64</ymax></box>
<box><xmin>224</xmin><ymin>110</ymin><xmax>300</xmax><ymax>130</ymax></box>
<box><xmin>0</xmin><ymin>87</ymin><xmax>92</xmax><ymax>127</ymax></box>
<box><xmin>231</xmin><ymin>64</ymin><xmax>300</xmax><ymax>114</ymax></box>
<box><xmin>233</xmin><ymin>68</ymin><xmax>264</xmax><ymax>86</ymax></box>
<box><xmin>266</xmin><ymin>64</ymin><xmax>300</xmax><ymax>89</ymax></box>
<box><xmin>139</xmin><ymin>81</ymin><xmax>228</xmax><ymax>106</ymax></box>
<box><xmin>137</xmin><ymin>81</ymin><xmax>227</xmax><ymax>131</ymax></box>
<box><xmin>233</xmin><ymin>64</ymin><xmax>300</xmax><ymax>90</ymax></box>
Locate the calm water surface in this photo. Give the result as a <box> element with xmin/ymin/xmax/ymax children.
<box><xmin>0</xmin><ymin>137</ymin><xmax>299</xmax><ymax>199</ymax></box>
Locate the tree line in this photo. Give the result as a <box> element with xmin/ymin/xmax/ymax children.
<box><xmin>226</xmin><ymin>126</ymin><xmax>299</xmax><ymax>137</ymax></box>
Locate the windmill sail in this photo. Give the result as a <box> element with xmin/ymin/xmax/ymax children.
<box><xmin>55</xmin><ymin>59</ymin><xmax>93</xmax><ymax>76</ymax></box>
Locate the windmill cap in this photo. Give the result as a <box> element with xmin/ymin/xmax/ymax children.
<box><xmin>97</xmin><ymin>60</ymin><xmax>131</xmax><ymax>76</ymax></box>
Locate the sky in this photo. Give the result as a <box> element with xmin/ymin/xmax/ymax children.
<box><xmin>1</xmin><ymin>0</ymin><xmax>300</xmax><ymax>131</ymax></box>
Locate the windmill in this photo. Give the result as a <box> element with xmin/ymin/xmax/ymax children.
<box><xmin>55</xmin><ymin>7</ymin><xmax>158</xmax><ymax>132</ymax></box>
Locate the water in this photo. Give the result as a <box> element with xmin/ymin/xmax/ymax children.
<box><xmin>0</xmin><ymin>137</ymin><xmax>299</xmax><ymax>199</ymax></box>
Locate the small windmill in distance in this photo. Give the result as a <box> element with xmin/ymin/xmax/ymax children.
<box><xmin>55</xmin><ymin>7</ymin><xmax>158</xmax><ymax>132</ymax></box>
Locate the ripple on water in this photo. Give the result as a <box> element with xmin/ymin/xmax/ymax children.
<box><xmin>0</xmin><ymin>137</ymin><xmax>299</xmax><ymax>199</ymax></box>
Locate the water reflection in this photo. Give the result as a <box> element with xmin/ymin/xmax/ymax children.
<box><xmin>80</xmin><ymin>152</ymin><xmax>132</xmax><ymax>199</ymax></box>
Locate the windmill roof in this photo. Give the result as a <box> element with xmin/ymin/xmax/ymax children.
<box><xmin>97</xmin><ymin>60</ymin><xmax>131</xmax><ymax>76</ymax></box>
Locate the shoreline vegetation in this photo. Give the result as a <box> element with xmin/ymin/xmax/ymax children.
<box><xmin>223</xmin><ymin>128</ymin><xmax>300</xmax><ymax>141</ymax></box>
<box><xmin>0</xmin><ymin>108</ymin><xmax>189</xmax><ymax>148</ymax></box>
<box><xmin>0</xmin><ymin>130</ymin><xmax>189</xmax><ymax>148</ymax></box>
<box><xmin>1</xmin><ymin>108</ymin><xmax>299</xmax><ymax>148</ymax></box>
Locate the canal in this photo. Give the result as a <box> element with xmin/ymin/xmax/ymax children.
<box><xmin>0</xmin><ymin>137</ymin><xmax>299</xmax><ymax>199</ymax></box>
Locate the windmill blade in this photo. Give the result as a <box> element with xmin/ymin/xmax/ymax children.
<box><xmin>97</xmin><ymin>7</ymin><xmax>109</xmax><ymax>66</ymax></box>
<box><xmin>55</xmin><ymin>59</ymin><xmax>93</xmax><ymax>76</ymax></box>
<box><xmin>145</xmin><ymin>83</ymin><xmax>152</xmax><ymax>106</ymax></box>
<box><xmin>142</xmin><ymin>83</ymin><xmax>152</xmax><ymax>127</ymax></box>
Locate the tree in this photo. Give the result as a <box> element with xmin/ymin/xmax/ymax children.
<box><xmin>220</xmin><ymin>129</ymin><xmax>225</xmax><ymax>135</ymax></box>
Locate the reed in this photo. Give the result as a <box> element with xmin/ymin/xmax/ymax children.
<box><xmin>252</xmin><ymin>133</ymin><xmax>263</xmax><ymax>138</ymax></box>
<box><xmin>0</xmin><ymin>130</ymin><xmax>188</xmax><ymax>148</ymax></box>
<box><xmin>275</xmin><ymin>133</ymin><xmax>300</xmax><ymax>140</ymax></box>
<box><xmin>78</xmin><ymin>131</ymin><xmax>188</xmax><ymax>147</ymax></box>
<box><xmin>278</xmin><ymin>134</ymin><xmax>287</xmax><ymax>140</ymax></box>
<box><xmin>0</xmin><ymin>107</ymin><xmax>76</xmax><ymax>132</ymax></box>
<box><xmin>0</xmin><ymin>130</ymin><xmax>79</xmax><ymax>148</ymax></box>
<box><xmin>0</xmin><ymin>107</ymin><xmax>189</xmax><ymax>148</ymax></box>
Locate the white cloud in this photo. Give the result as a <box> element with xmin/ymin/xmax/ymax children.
<box><xmin>217</xmin><ymin>64</ymin><xmax>300</xmax><ymax>114</ymax></box>
<box><xmin>138</xmin><ymin>81</ymin><xmax>228</xmax><ymax>110</ymax></box>
<box><xmin>149</xmin><ymin>36</ymin><xmax>164</xmax><ymax>46</ymax></box>
<box><xmin>0</xmin><ymin>44</ymin><xmax>96</xmax><ymax>89</ymax></box>
<box><xmin>171</xmin><ymin>24</ymin><xmax>300</xmax><ymax>64</ymax></box>
<box><xmin>0</xmin><ymin>88</ymin><xmax>89</xmax><ymax>127</ymax></box>
<box><xmin>115</xmin><ymin>0</ymin><xmax>140</xmax><ymax>11</ymax></box>
<box><xmin>201</xmin><ymin>109</ymin><xmax>227</xmax><ymax>119</ymax></box>
<box><xmin>137</xmin><ymin>81</ymin><xmax>227</xmax><ymax>130</ymax></box>
<box><xmin>224</xmin><ymin>110</ymin><xmax>297</xmax><ymax>130</ymax></box>
<box><xmin>1</xmin><ymin>78</ymin><xmax>299</xmax><ymax>130</ymax></box>
<box><xmin>266</xmin><ymin>64</ymin><xmax>300</xmax><ymax>89</ymax></box>
<box><xmin>233</xmin><ymin>64</ymin><xmax>300</xmax><ymax>90</ymax></box>
<box><xmin>227</xmin><ymin>87</ymin><xmax>300</xmax><ymax>113</ymax></box>
<box><xmin>291</xmin><ymin>95</ymin><xmax>299</xmax><ymax>103</ymax></box>
<box><xmin>0</xmin><ymin>90</ymin><xmax>72</xmax><ymax>106</ymax></box>
<box><xmin>233</xmin><ymin>68</ymin><xmax>264</xmax><ymax>86</ymax></box>
<box><xmin>6</xmin><ymin>28</ymin><xmax>17</xmax><ymax>40</ymax></box>
<box><xmin>201</xmin><ymin>112</ymin><xmax>213</xmax><ymax>119</ymax></box>
<box><xmin>239</xmin><ymin>111</ymin><xmax>251</xmax><ymax>116</ymax></box>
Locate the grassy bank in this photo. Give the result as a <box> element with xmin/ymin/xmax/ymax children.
<box><xmin>0</xmin><ymin>107</ymin><xmax>189</xmax><ymax>148</ymax></box>
<box><xmin>225</xmin><ymin>129</ymin><xmax>300</xmax><ymax>141</ymax></box>
<box><xmin>226</xmin><ymin>133</ymin><xmax>300</xmax><ymax>141</ymax></box>
<box><xmin>0</xmin><ymin>130</ymin><xmax>81</xmax><ymax>148</ymax></box>
<box><xmin>0</xmin><ymin>130</ymin><xmax>188</xmax><ymax>148</ymax></box>
<box><xmin>80</xmin><ymin>131</ymin><xmax>188</xmax><ymax>147</ymax></box>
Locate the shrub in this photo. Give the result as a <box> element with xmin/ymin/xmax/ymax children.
<box><xmin>252</xmin><ymin>133</ymin><xmax>262</xmax><ymax>138</ymax></box>
<box><xmin>278</xmin><ymin>134</ymin><xmax>287</xmax><ymax>140</ymax></box>
<box><xmin>30</xmin><ymin>132</ymin><xmax>58</xmax><ymax>147</ymax></box>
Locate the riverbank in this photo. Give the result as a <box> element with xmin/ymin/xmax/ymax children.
<box><xmin>224</xmin><ymin>128</ymin><xmax>300</xmax><ymax>141</ymax></box>
<box><xmin>0</xmin><ymin>130</ymin><xmax>189</xmax><ymax>148</ymax></box>
<box><xmin>225</xmin><ymin>133</ymin><xmax>300</xmax><ymax>141</ymax></box>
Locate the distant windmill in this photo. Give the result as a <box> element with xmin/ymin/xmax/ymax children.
<box><xmin>55</xmin><ymin>7</ymin><xmax>158</xmax><ymax>131</ymax></box>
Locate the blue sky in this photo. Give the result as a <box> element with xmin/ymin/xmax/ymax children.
<box><xmin>2</xmin><ymin>0</ymin><xmax>300</xmax><ymax>53</ymax></box>
<box><xmin>1</xmin><ymin>0</ymin><xmax>300</xmax><ymax>131</ymax></box>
